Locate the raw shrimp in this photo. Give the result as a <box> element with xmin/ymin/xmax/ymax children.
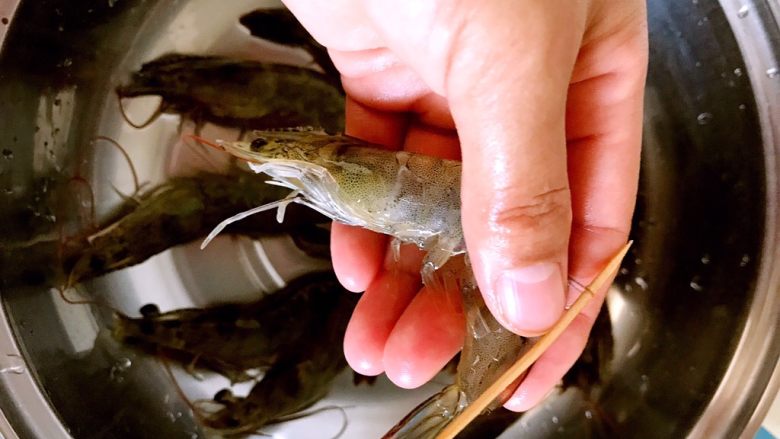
<box><xmin>202</xmin><ymin>128</ymin><xmax>464</xmax><ymax>277</ymax></box>
<box><xmin>202</xmin><ymin>129</ymin><xmax>535</xmax><ymax>437</ymax></box>
<box><xmin>1</xmin><ymin>170</ymin><xmax>331</xmax><ymax>289</ymax></box>
<box><xmin>63</xmin><ymin>171</ymin><xmax>329</xmax><ymax>287</ymax></box>
<box><xmin>200</xmin><ymin>275</ymin><xmax>356</xmax><ymax>435</ymax></box>
<box><xmin>114</xmin><ymin>271</ymin><xmax>358</xmax><ymax>435</ymax></box>
<box><xmin>116</xmin><ymin>54</ymin><xmax>344</xmax><ymax>133</ymax></box>
<box><xmin>113</xmin><ymin>271</ymin><xmax>356</xmax><ymax>383</ymax></box>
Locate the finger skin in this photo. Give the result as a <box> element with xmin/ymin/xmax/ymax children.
<box><xmin>343</xmin><ymin>267</ymin><xmax>421</xmax><ymax>375</ymax></box>
<box><xmin>383</xmin><ymin>283</ymin><xmax>465</xmax><ymax>388</ymax></box>
<box><xmin>331</xmin><ymin>223</ymin><xmax>387</xmax><ymax>292</ymax></box>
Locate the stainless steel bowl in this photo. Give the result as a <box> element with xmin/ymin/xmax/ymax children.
<box><xmin>0</xmin><ymin>1</ymin><xmax>778</xmax><ymax>438</ymax></box>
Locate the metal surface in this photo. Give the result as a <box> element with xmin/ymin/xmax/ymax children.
<box><xmin>0</xmin><ymin>0</ymin><xmax>778</xmax><ymax>438</ymax></box>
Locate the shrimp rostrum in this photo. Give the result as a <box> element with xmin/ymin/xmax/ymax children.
<box><xmin>203</xmin><ymin>129</ymin><xmax>464</xmax><ymax>275</ymax></box>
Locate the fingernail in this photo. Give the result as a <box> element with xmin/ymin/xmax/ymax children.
<box><xmin>504</xmin><ymin>388</ymin><xmax>530</xmax><ymax>412</ymax></box>
<box><xmin>495</xmin><ymin>262</ymin><xmax>565</xmax><ymax>334</ymax></box>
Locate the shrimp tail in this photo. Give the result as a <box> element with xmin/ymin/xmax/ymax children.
<box><xmin>382</xmin><ymin>385</ymin><xmax>466</xmax><ymax>439</ymax></box>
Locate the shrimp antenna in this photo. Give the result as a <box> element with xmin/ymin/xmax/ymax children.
<box><xmin>116</xmin><ymin>94</ymin><xmax>164</xmax><ymax>129</ymax></box>
<box><xmin>92</xmin><ymin>136</ymin><xmax>141</xmax><ymax>194</ymax></box>
<box><xmin>53</xmin><ymin>284</ymin><xmax>122</xmax><ymax>314</ymax></box>
<box><xmin>183</xmin><ymin>134</ymin><xmax>225</xmax><ymax>152</ymax></box>
<box><xmin>159</xmin><ymin>352</ymin><xmax>209</xmax><ymax>423</ymax></box>
<box><xmin>179</xmin><ymin>132</ymin><xmax>226</xmax><ymax>174</ymax></box>
<box><xmin>208</xmin><ymin>405</ymin><xmax>350</xmax><ymax>437</ymax></box>
<box><xmin>268</xmin><ymin>406</ymin><xmax>349</xmax><ymax>439</ymax></box>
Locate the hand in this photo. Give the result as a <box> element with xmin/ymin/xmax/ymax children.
<box><xmin>283</xmin><ymin>0</ymin><xmax>647</xmax><ymax>411</ymax></box>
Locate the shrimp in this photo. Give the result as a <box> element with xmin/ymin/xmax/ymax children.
<box><xmin>200</xmin><ymin>276</ymin><xmax>356</xmax><ymax>435</ymax></box>
<box><xmin>202</xmin><ymin>128</ymin><xmax>464</xmax><ymax>279</ymax></box>
<box><xmin>0</xmin><ymin>170</ymin><xmax>331</xmax><ymax>290</ymax></box>
<box><xmin>113</xmin><ymin>271</ymin><xmax>356</xmax><ymax>383</ymax></box>
<box><xmin>63</xmin><ymin>171</ymin><xmax>329</xmax><ymax>287</ymax></box>
<box><xmin>202</xmin><ymin>129</ymin><xmax>536</xmax><ymax>437</ymax></box>
<box><xmin>115</xmin><ymin>54</ymin><xmax>344</xmax><ymax>134</ymax></box>
<box><xmin>114</xmin><ymin>271</ymin><xmax>358</xmax><ymax>435</ymax></box>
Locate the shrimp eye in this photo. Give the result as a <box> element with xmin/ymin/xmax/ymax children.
<box><xmin>250</xmin><ymin>138</ymin><xmax>268</xmax><ymax>151</ymax></box>
<box><xmin>139</xmin><ymin>303</ymin><xmax>160</xmax><ymax>318</ymax></box>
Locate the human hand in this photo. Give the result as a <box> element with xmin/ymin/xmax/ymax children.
<box><xmin>282</xmin><ymin>0</ymin><xmax>647</xmax><ymax>411</ymax></box>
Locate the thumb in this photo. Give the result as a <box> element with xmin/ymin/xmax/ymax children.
<box><xmin>355</xmin><ymin>0</ymin><xmax>586</xmax><ymax>334</ymax></box>
<box><xmin>443</xmin><ymin>7</ymin><xmax>583</xmax><ymax>335</ymax></box>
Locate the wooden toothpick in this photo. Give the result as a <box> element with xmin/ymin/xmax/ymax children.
<box><xmin>435</xmin><ymin>241</ymin><xmax>633</xmax><ymax>439</ymax></box>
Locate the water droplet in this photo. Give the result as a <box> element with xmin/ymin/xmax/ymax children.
<box><xmin>639</xmin><ymin>374</ymin><xmax>650</xmax><ymax>394</ymax></box>
<box><xmin>690</xmin><ymin>280</ymin><xmax>703</xmax><ymax>292</ymax></box>
<box><xmin>620</xmin><ymin>267</ymin><xmax>630</xmax><ymax>275</ymax></box>
<box><xmin>697</xmin><ymin>112</ymin><xmax>714</xmax><ymax>125</ymax></box>
<box><xmin>701</xmin><ymin>253</ymin><xmax>711</xmax><ymax>265</ymax></box>
<box><xmin>166</xmin><ymin>411</ymin><xmax>177</xmax><ymax>423</ymax></box>
<box><xmin>635</xmin><ymin>277</ymin><xmax>648</xmax><ymax>290</ymax></box>
<box><xmin>585</xmin><ymin>410</ymin><xmax>593</xmax><ymax>419</ymax></box>
<box><xmin>627</xmin><ymin>341</ymin><xmax>642</xmax><ymax>358</ymax></box>
<box><xmin>109</xmin><ymin>358</ymin><xmax>132</xmax><ymax>382</ymax></box>
<box><xmin>108</xmin><ymin>0</ymin><xmax>118</xmax><ymax>7</ymax></box>
<box><xmin>738</xmin><ymin>5</ymin><xmax>750</xmax><ymax>18</ymax></box>
<box><xmin>62</xmin><ymin>58</ymin><xmax>72</xmax><ymax>67</ymax></box>
<box><xmin>695</xmin><ymin>61</ymin><xmax>702</xmax><ymax>67</ymax></box>
<box><xmin>767</xmin><ymin>67</ymin><xmax>780</xmax><ymax>78</ymax></box>
<box><xmin>551</xmin><ymin>416</ymin><xmax>559</xmax><ymax>424</ymax></box>
<box><xmin>2</xmin><ymin>149</ymin><xmax>12</xmax><ymax>159</ymax></box>
<box><xmin>740</xmin><ymin>254</ymin><xmax>750</xmax><ymax>267</ymax></box>
<box><xmin>739</xmin><ymin>104</ymin><xmax>747</xmax><ymax>110</ymax></box>
<box><xmin>734</xmin><ymin>68</ymin><xmax>743</xmax><ymax>77</ymax></box>
<box><xmin>116</xmin><ymin>357</ymin><xmax>132</xmax><ymax>371</ymax></box>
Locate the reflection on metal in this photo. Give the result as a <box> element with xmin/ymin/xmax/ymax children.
<box><xmin>33</xmin><ymin>88</ymin><xmax>75</xmax><ymax>174</ymax></box>
<box><xmin>692</xmin><ymin>1</ymin><xmax>780</xmax><ymax>437</ymax></box>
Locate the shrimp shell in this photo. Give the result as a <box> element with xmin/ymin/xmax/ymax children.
<box><xmin>207</xmin><ymin>129</ymin><xmax>464</xmax><ymax>271</ymax></box>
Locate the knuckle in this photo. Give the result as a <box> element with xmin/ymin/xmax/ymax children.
<box><xmin>488</xmin><ymin>186</ymin><xmax>572</xmax><ymax>235</ymax></box>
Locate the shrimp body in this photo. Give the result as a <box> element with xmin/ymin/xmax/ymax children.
<box><xmin>211</xmin><ymin>129</ymin><xmax>464</xmax><ymax>270</ymax></box>
<box><xmin>206</xmin><ymin>129</ymin><xmax>534</xmax><ymax>438</ymax></box>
